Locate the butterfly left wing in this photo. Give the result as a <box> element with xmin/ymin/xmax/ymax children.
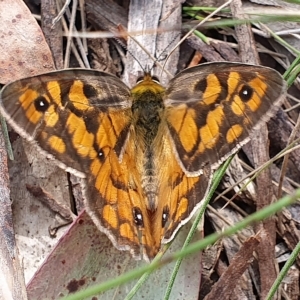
<box><xmin>164</xmin><ymin>62</ymin><xmax>286</xmax><ymax>176</ymax></box>
<box><xmin>0</xmin><ymin>69</ymin><xmax>157</xmax><ymax>260</ymax></box>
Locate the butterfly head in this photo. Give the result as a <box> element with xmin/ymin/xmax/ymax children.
<box><xmin>131</xmin><ymin>73</ymin><xmax>165</xmax><ymax>97</ymax></box>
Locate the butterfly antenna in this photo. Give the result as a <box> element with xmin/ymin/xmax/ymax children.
<box><xmin>115</xmin><ymin>26</ymin><xmax>178</xmax><ymax>78</ymax></box>
<box><xmin>162</xmin><ymin>0</ymin><xmax>232</xmax><ymax>73</ymax></box>
<box><xmin>116</xmin><ymin>38</ymin><xmax>147</xmax><ymax>73</ymax></box>
<box><xmin>152</xmin><ymin>32</ymin><xmax>181</xmax><ymax>78</ymax></box>
<box><xmin>120</xmin><ymin>28</ymin><xmax>174</xmax><ymax>78</ymax></box>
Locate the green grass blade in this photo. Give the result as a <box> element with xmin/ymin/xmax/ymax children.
<box><xmin>266</xmin><ymin>241</ymin><xmax>300</xmax><ymax>299</ymax></box>
<box><xmin>163</xmin><ymin>157</ymin><xmax>233</xmax><ymax>300</ymax></box>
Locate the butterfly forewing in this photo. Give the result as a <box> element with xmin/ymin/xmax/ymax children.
<box><xmin>164</xmin><ymin>62</ymin><xmax>286</xmax><ymax>176</ymax></box>
<box><xmin>0</xmin><ymin>69</ymin><xmax>132</xmax><ymax>175</ymax></box>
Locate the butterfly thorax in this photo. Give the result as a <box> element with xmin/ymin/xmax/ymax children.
<box><xmin>131</xmin><ymin>74</ymin><xmax>165</xmax><ymax>211</ymax></box>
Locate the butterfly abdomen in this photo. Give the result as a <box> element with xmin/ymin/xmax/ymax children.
<box><xmin>141</xmin><ymin>149</ymin><xmax>158</xmax><ymax>211</ymax></box>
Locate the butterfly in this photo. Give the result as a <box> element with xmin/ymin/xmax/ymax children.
<box><xmin>0</xmin><ymin>62</ymin><xmax>286</xmax><ymax>261</ymax></box>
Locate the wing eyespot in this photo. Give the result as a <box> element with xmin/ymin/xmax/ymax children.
<box><xmin>162</xmin><ymin>206</ymin><xmax>169</xmax><ymax>228</ymax></box>
<box><xmin>133</xmin><ymin>207</ymin><xmax>144</xmax><ymax>227</ymax></box>
<box><xmin>239</xmin><ymin>85</ymin><xmax>253</xmax><ymax>101</ymax></box>
<box><xmin>34</xmin><ymin>96</ymin><xmax>50</xmax><ymax>112</ymax></box>
<box><xmin>98</xmin><ymin>149</ymin><xmax>105</xmax><ymax>161</ymax></box>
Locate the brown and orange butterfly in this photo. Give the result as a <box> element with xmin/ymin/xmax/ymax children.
<box><xmin>0</xmin><ymin>62</ymin><xmax>286</xmax><ymax>261</ymax></box>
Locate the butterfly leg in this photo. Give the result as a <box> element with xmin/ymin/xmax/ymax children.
<box><xmin>26</xmin><ymin>184</ymin><xmax>76</xmax><ymax>237</ymax></box>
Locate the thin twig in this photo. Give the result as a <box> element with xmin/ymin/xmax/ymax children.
<box><xmin>278</xmin><ymin>114</ymin><xmax>300</xmax><ymax>198</ymax></box>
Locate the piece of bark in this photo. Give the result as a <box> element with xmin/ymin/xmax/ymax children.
<box><xmin>281</xmin><ymin>265</ymin><xmax>299</xmax><ymax>300</ymax></box>
<box><xmin>199</xmin><ymin>241</ymin><xmax>223</xmax><ymax>298</ymax></box>
<box><xmin>0</xmin><ymin>119</ymin><xmax>28</xmax><ymax>300</ymax></box>
<box><xmin>41</xmin><ymin>0</ymin><xmax>63</xmax><ymax>69</ymax></box>
<box><xmin>216</xmin><ymin>258</ymin><xmax>257</xmax><ymax>300</ymax></box>
<box><xmin>269</xmin><ymin>110</ymin><xmax>300</xmax><ymax>183</ymax></box>
<box><xmin>205</xmin><ymin>237</ymin><xmax>260</xmax><ymax>300</ymax></box>
<box><xmin>186</xmin><ymin>35</ymin><xmax>225</xmax><ymax>62</ymax></box>
<box><xmin>85</xmin><ymin>0</ymin><xmax>128</xmax><ymax>34</ymax></box>
<box><xmin>124</xmin><ymin>0</ymin><xmax>182</xmax><ymax>87</ymax></box>
<box><xmin>207</xmin><ymin>204</ymin><xmax>257</xmax><ymax>296</ymax></box>
<box><xmin>278</xmin><ymin>206</ymin><xmax>300</xmax><ymax>266</ymax></box>
<box><xmin>210</xmin><ymin>40</ymin><xmax>242</xmax><ymax>62</ymax></box>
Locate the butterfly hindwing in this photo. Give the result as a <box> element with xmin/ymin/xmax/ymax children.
<box><xmin>85</xmin><ymin>138</ymin><xmax>157</xmax><ymax>260</ymax></box>
<box><xmin>164</xmin><ymin>62</ymin><xmax>286</xmax><ymax>176</ymax></box>
<box><xmin>155</xmin><ymin>134</ymin><xmax>212</xmax><ymax>244</ymax></box>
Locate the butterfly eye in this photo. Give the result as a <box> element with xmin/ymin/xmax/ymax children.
<box><xmin>34</xmin><ymin>96</ymin><xmax>50</xmax><ymax>112</ymax></box>
<box><xmin>151</xmin><ymin>76</ymin><xmax>160</xmax><ymax>83</ymax></box>
<box><xmin>239</xmin><ymin>85</ymin><xmax>253</xmax><ymax>101</ymax></box>
<box><xmin>133</xmin><ymin>207</ymin><xmax>144</xmax><ymax>227</ymax></box>
<box><xmin>136</xmin><ymin>76</ymin><xmax>144</xmax><ymax>84</ymax></box>
<box><xmin>162</xmin><ymin>206</ymin><xmax>169</xmax><ymax>228</ymax></box>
